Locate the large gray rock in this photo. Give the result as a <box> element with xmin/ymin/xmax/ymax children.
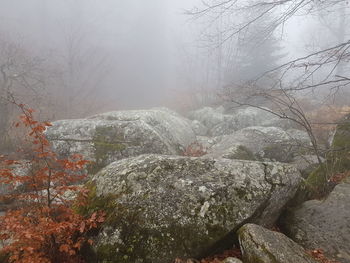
<box><xmin>188</xmin><ymin>106</ymin><xmax>233</xmax><ymax>136</ymax></box>
<box><xmin>189</xmin><ymin>107</ymin><xmax>292</xmax><ymax>136</ymax></box>
<box><xmin>0</xmin><ymin>162</ymin><xmax>31</xmax><ymax>194</ymax></box>
<box><xmin>291</xmin><ymin>155</ymin><xmax>324</xmax><ymax>178</ymax></box>
<box><xmin>209</xmin><ymin>121</ymin><xmax>238</xmax><ymax>137</ymax></box>
<box><xmin>232</xmin><ymin>107</ymin><xmax>286</xmax><ymax>131</ymax></box>
<box><xmin>206</xmin><ymin>126</ymin><xmax>311</xmax><ymax>162</ymax></box>
<box><xmin>190</xmin><ymin>120</ymin><xmax>209</xmax><ymax>136</ymax></box>
<box><xmin>91</xmin><ymin>154</ymin><xmax>302</xmax><ymax>263</ymax></box>
<box><xmin>282</xmin><ymin>179</ymin><xmax>350</xmax><ymax>263</ymax></box>
<box><xmin>0</xmin><ymin>161</ymin><xmax>32</xmax><ymax>212</ymax></box>
<box><xmin>238</xmin><ymin>224</ymin><xmax>317</xmax><ymax>263</ymax></box>
<box><xmin>195</xmin><ymin>136</ymin><xmax>222</xmax><ymax>150</ymax></box>
<box><xmin>45</xmin><ymin>108</ymin><xmax>196</xmax><ymax>173</ymax></box>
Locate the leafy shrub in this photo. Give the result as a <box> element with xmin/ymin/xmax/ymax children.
<box><xmin>0</xmin><ymin>103</ymin><xmax>105</xmax><ymax>263</ymax></box>
<box><xmin>183</xmin><ymin>142</ymin><xmax>207</xmax><ymax>157</ymax></box>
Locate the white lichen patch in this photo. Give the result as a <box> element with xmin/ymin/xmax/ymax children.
<box><xmin>199</xmin><ymin>201</ymin><xmax>210</xmax><ymax>217</ymax></box>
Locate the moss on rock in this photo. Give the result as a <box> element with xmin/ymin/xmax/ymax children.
<box><xmin>295</xmin><ymin>116</ymin><xmax>350</xmax><ymax>202</ymax></box>
<box><xmin>93</xmin><ymin>200</ymin><xmax>232</xmax><ymax>263</ymax></box>
<box><xmin>74</xmin><ymin>182</ymin><xmax>119</xmax><ymax>219</ymax></box>
<box><xmin>233</xmin><ymin>146</ymin><xmax>258</xmax><ymax>161</ymax></box>
<box><xmin>262</xmin><ymin>145</ymin><xmax>293</xmax><ymax>162</ymax></box>
<box><xmin>75</xmin><ymin>183</ymin><xmax>211</xmax><ymax>263</ymax></box>
<box><xmin>85</xmin><ymin>155</ymin><xmax>301</xmax><ymax>263</ymax></box>
<box><xmin>223</xmin><ymin>145</ymin><xmax>258</xmax><ymax>161</ymax></box>
<box><xmin>89</xmin><ymin>126</ymin><xmax>127</xmax><ymax>174</ymax></box>
<box><xmin>238</xmin><ymin>224</ymin><xmax>317</xmax><ymax>263</ymax></box>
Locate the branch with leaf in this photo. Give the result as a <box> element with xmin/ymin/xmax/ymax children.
<box><xmin>0</xmin><ymin>100</ymin><xmax>105</xmax><ymax>263</ymax></box>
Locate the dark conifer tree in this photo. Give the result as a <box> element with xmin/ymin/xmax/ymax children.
<box><xmin>224</xmin><ymin>1</ymin><xmax>287</xmax><ymax>87</ymax></box>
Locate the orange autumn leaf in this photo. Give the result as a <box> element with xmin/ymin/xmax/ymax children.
<box><xmin>0</xmin><ymin>103</ymin><xmax>105</xmax><ymax>263</ymax></box>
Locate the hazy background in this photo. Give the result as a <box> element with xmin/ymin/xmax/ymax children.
<box><xmin>0</xmin><ymin>0</ymin><xmax>195</xmax><ymax>111</ymax></box>
<box><xmin>0</xmin><ymin>0</ymin><xmax>347</xmax><ymax>115</ymax></box>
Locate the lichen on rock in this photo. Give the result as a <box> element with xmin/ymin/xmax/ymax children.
<box><xmin>45</xmin><ymin>108</ymin><xmax>196</xmax><ymax>174</ymax></box>
<box><xmin>238</xmin><ymin>224</ymin><xmax>317</xmax><ymax>263</ymax></box>
<box><xmin>90</xmin><ymin>154</ymin><xmax>302</xmax><ymax>263</ymax></box>
<box><xmin>299</xmin><ymin>115</ymin><xmax>350</xmax><ymax>199</ymax></box>
<box><xmin>282</xmin><ymin>178</ymin><xmax>350</xmax><ymax>263</ymax></box>
<box><xmin>90</xmin><ymin>126</ymin><xmax>128</xmax><ymax>174</ymax></box>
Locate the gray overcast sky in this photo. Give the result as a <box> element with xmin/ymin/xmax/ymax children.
<box><xmin>0</xmin><ymin>0</ymin><xmax>335</xmax><ymax>111</ymax></box>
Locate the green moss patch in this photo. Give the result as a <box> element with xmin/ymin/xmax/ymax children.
<box><xmin>225</xmin><ymin>145</ymin><xmax>258</xmax><ymax>161</ymax></box>
<box><xmin>235</xmin><ymin>146</ymin><xmax>258</xmax><ymax>161</ymax></box>
<box><xmin>88</xmin><ymin>126</ymin><xmax>127</xmax><ymax>174</ymax></box>
<box><xmin>261</xmin><ymin>143</ymin><xmax>310</xmax><ymax>163</ymax></box>
<box><xmin>295</xmin><ymin>118</ymin><xmax>350</xmax><ymax>202</ymax></box>
<box><xmin>75</xmin><ymin>182</ymin><xmax>232</xmax><ymax>262</ymax></box>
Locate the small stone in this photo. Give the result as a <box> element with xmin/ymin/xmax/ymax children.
<box><xmin>221</xmin><ymin>257</ymin><xmax>242</xmax><ymax>263</ymax></box>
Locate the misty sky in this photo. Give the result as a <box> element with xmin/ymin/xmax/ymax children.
<box><xmin>0</xmin><ymin>0</ymin><xmax>342</xmax><ymax>111</ymax></box>
<box><xmin>0</xmin><ymin>0</ymin><xmax>199</xmax><ymax>109</ymax></box>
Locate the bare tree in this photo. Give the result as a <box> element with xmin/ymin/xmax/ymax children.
<box><xmin>0</xmin><ymin>34</ymin><xmax>46</xmax><ymax>153</ymax></box>
<box><xmin>190</xmin><ymin>0</ymin><xmax>350</xmax><ymax>196</ymax></box>
<box><xmin>188</xmin><ymin>0</ymin><xmax>350</xmax><ymax>86</ymax></box>
<box><xmin>189</xmin><ymin>0</ymin><xmax>350</xmax><ymax>135</ymax></box>
<box><xmin>54</xmin><ymin>29</ymin><xmax>110</xmax><ymax>118</ymax></box>
<box><xmin>316</xmin><ymin>1</ymin><xmax>348</xmax><ymax>76</ymax></box>
<box><xmin>222</xmin><ymin>1</ymin><xmax>287</xmax><ymax>87</ymax></box>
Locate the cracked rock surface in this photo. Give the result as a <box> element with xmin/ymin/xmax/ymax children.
<box><xmin>238</xmin><ymin>224</ymin><xmax>317</xmax><ymax>263</ymax></box>
<box><xmin>205</xmin><ymin>126</ymin><xmax>310</xmax><ymax>162</ymax></box>
<box><xmin>188</xmin><ymin>106</ymin><xmax>291</xmax><ymax>136</ymax></box>
<box><xmin>45</xmin><ymin>108</ymin><xmax>195</xmax><ymax>173</ymax></box>
<box><xmin>282</xmin><ymin>178</ymin><xmax>350</xmax><ymax>263</ymax></box>
<box><xmin>92</xmin><ymin>154</ymin><xmax>301</xmax><ymax>263</ymax></box>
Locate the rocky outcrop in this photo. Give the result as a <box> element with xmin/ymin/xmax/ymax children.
<box><xmin>301</xmin><ymin>114</ymin><xmax>350</xmax><ymax>198</ymax></box>
<box><xmin>189</xmin><ymin>106</ymin><xmax>291</xmax><ymax>136</ymax></box>
<box><xmin>238</xmin><ymin>224</ymin><xmax>317</xmax><ymax>263</ymax></box>
<box><xmin>195</xmin><ymin>136</ymin><xmax>222</xmax><ymax>151</ymax></box>
<box><xmin>188</xmin><ymin>106</ymin><xmax>232</xmax><ymax>136</ymax></box>
<box><xmin>190</xmin><ymin>120</ymin><xmax>209</xmax><ymax>136</ymax></box>
<box><xmin>291</xmin><ymin>155</ymin><xmax>323</xmax><ymax>178</ymax></box>
<box><xmin>231</xmin><ymin>107</ymin><xmax>289</xmax><ymax>131</ymax></box>
<box><xmin>282</xmin><ymin>178</ymin><xmax>350</xmax><ymax>263</ymax></box>
<box><xmin>45</xmin><ymin>108</ymin><xmax>196</xmax><ymax>173</ymax></box>
<box><xmin>328</xmin><ymin>115</ymin><xmax>350</xmax><ymax>173</ymax></box>
<box><xmin>0</xmin><ymin>161</ymin><xmax>31</xmax><ymax>211</ymax></box>
<box><xmin>91</xmin><ymin>154</ymin><xmax>302</xmax><ymax>263</ymax></box>
<box><xmin>205</xmin><ymin>126</ymin><xmax>310</xmax><ymax>162</ymax></box>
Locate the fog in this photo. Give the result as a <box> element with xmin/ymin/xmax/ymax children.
<box><xmin>1</xmin><ymin>2</ymin><xmax>350</xmax><ymax>260</ymax></box>
<box><xmin>0</xmin><ymin>0</ymin><xmax>348</xmax><ymax>116</ymax></box>
<box><xmin>0</xmin><ymin>0</ymin><xmax>199</xmax><ymax>111</ymax></box>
